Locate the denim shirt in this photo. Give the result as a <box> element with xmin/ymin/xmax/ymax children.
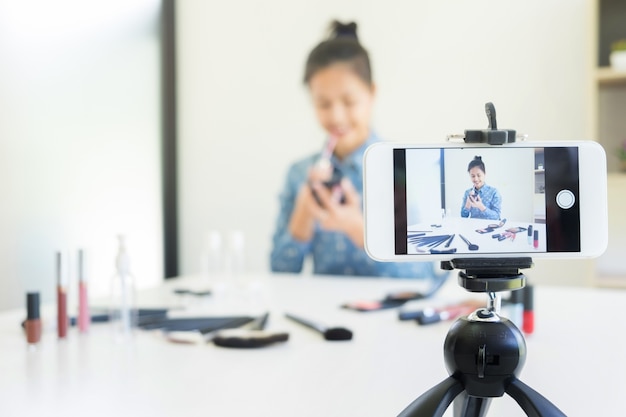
<box><xmin>460</xmin><ymin>184</ymin><xmax>502</xmax><ymax>220</ymax></box>
<box><xmin>270</xmin><ymin>132</ymin><xmax>438</xmax><ymax>279</ymax></box>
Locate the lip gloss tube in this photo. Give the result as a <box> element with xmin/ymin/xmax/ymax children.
<box><xmin>522</xmin><ymin>285</ymin><xmax>534</xmax><ymax>335</ymax></box>
<box><xmin>533</xmin><ymin>230</ymin><xmax>539</xmax><ymax>249</ymax></box>
<box><xmin>527</xmin><ymin>225</ymin><xmax>533</xmax><ymax>245</ymax></box>
<box><xmin>77</xmin><ymin>249</ymin><xmax>90</xmax><ymax>333</ymax></box>
<box><xmin>25</xmin><ymin>292</ymin><xmax>42</xmax><ymax>345</ymax></box>
<box><xmin>56</xmin><ymin>252</ymin><xmax>68</xmax><ymax>339</ymax></box>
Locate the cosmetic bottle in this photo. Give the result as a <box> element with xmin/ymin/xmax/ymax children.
<box><xmin>77</xmin><ymin>249</ymin><xmax>90</xmax><ymax>333</ymax></box>
<box><xmin>110</xmin><ymin>235</ymin><xmax>137</xmax><ymax>341</ymax></box>
<box><xmin>522</xmin><ymin>285</ymin><xmax>535</xmax><ymax>335</ymax></box>
<box><xmin>205</xmin><ymin>230</ymin><xmax>223</xmax><ymax>286</ymax></box>
<box><xmin>56</xmin><ymin>252</ymin><xmax>68</xmax><ymax>339</ymax></box>
<box><xmin>25</xmin><ymin>292</ymin><xmax>42</xmax><ymax>345</ymax></box>
<box><xmin>527</xmin><ymin>225</ymin><xmax>533</xmax><ymax>245</ymax></box>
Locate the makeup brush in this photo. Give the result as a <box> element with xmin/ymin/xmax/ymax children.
<box><xmin>213</xmin><ymin>312</ymin><xmax>289</xmax><ymax>348</ymax></box>
<box><xmin>285</xmin><ymin>312</ymin><xmax>353</xmax><ymax>341</ymax></box>
<box><xmin>459</xmin><ymin>234</ymin><xmax>479</xmax><ymax>251</ymax></box>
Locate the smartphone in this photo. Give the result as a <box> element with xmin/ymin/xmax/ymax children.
<box><xmin>363</xmin><ymin>141</ymin><xmax>608</xmax><ymax>261</ymax></box>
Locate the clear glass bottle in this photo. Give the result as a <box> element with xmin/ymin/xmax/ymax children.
<box><xmin>109</xmin><ymin>235</ymin><xmax>137</xmax><ymax>341</ymax></box>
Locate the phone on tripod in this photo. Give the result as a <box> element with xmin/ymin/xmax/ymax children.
<box><xmin>363</xmin><ymin>141</ymin><xmax>608</xmax><ymax>261</ymax></box>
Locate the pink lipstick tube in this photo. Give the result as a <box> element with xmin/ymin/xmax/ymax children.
<box><xmin>77</xmin><ymin>249</ymin><xmax>90</xmax><ymax>333</ymax></box>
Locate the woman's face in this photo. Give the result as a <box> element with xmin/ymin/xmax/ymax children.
<box><xmin>308</xmin><ymin>64</ymin><xmax>375</xmax><ymax>159</ymax></box>
<box><xmin>469</xmin><ymin>166</ymin><xmax>486</xmax><ymax>190</ymax></box>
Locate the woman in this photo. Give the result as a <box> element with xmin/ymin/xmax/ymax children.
<box><xmin>461</xmin><ymin>156</ymin><xmax>502</xmax><ymax>220</ymax></box>
<box><xmin>270</xmin><ymin>21</ymin><xmax>436</xmax><ymax>279</ymax></box>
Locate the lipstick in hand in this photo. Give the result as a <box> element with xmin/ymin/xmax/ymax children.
<box><xmin>56</xmin><ymin>252</ymin><xmax>68</xmax><ymax>339</ymax></box>
<box><xmin>77</xmin><ymin>249</ymin><xmax>90</xmax><ymax>333</ymax></box>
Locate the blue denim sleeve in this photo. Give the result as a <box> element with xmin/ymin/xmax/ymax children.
<box><xmin>461</xmin><ymin>189</ymin><xmax>471</xmax><ymax>218</ymax></box>
<box><xmin>270</xmin><ymin>163</ymin><xmax>312</xmax><ymax>273</ymax></box>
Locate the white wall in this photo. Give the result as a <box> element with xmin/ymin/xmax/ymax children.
<box><xmin>177</xmin><ymin>1</ymin><xmax>594</xmax><ymax>279</ymax></box>
<box><xmin>0</xmin><ymin>1</ymin><xmax>164</xmax><ymax>310</ymax></box>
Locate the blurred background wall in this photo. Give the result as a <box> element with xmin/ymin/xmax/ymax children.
<box><xmin>0</xmin><ymin>0</ymin><xmax>164</xmax><ymax>310</ymax></box>
<box><xmin>176</xmin><ymin>0</ymin><xmax>594</xmax><ymax>281</ymax></box>
<box><xmin>0</xmin><ymin>0</ymin><xmax>604</xmax><ymax>311</ymax></box>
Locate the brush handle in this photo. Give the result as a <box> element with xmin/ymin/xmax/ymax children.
<box><xmin>284</xmin><ymin>313</ymin><xmax>326</xmax><ymax>334</ymax></box>
<box><xmin>251</xmin><ymin>312</ymin><xmax>270</xmax><ymax>331</ymax></box>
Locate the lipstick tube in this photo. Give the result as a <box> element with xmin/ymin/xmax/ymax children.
<box><xmin>522</xmin><ymin>285</ymin><xmax>534</xmax><ymax>335</ymax></box>
<box><xmin>77</xmin><ymin>249</ymin><xmax>90</xmax><ymax>333</ymax></box>
<box><xmin>25</xmin><ymin>292</ymin><xmax>42</xmax><ymax>345</ymax></box>
<box><xmin>56</xmin><ymin>252</ymin><xmax>68</xmax><ymax>339</ymax></box>
<box><xmin>533</xmin><ymin>230</ymin><xmax>539</xmax><ymax>249</ymax></box>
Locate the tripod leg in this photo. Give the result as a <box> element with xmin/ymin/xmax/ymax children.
<box><xmin>453</xmin><ymin>392</ymin><xmax>491</xmax><ymax>417</ymax></box>
<box><xmin>505</xmin><ymin>378</ymin><xmax>567</xmax><ymax>417</ymax></box>
<box><xmin>397</xmin><ymin>376</ymin><xmax>463</xmax><ymax>417</ymax></box>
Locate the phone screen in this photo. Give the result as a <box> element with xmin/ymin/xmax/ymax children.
<box><xmin>393</xmin><ymin>146</ymin><xmax>581</xmax><ymax>256</ymax></box>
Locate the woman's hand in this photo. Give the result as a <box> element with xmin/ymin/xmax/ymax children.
<box><xmin>310</xmin><ymin>178</ymin><xmax>364</xmax><ymax>248</ymax></box>
<box><xmin>467</xmin><ymin>193</ymin><xmax>486</xmax><ymax>212</ymax></box>
<box><xmin>288</xmin><ymin>181</ymin><xmax>320</xmax><ymax>242</ymax></box>
<box><xmin>287</xmin><ymin>164</ymin><xmax>345</xmax><ymax>242</ymax></box>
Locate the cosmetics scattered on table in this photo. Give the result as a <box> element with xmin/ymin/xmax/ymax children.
<box><xmin>342</xmin><ymin>290</ymin><xmax>427</xmax><ymax>312</ymax></box>
<box><xmin>399</xmin><ymin>300</ymin><xmax>484</xmax><ymax>326</ymax></box>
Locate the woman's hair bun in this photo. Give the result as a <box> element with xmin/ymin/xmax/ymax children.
<box><xmin>328</xmin><ymin>20</ymin><xmax>358</xmax><ymax>40</ymax></box>
<box><xmin>474</xmin><ymin>155</ymin><xmax>482</xmax><ymax>160</ymax></box>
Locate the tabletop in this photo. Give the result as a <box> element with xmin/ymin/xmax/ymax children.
<box><xmin>0</xmin><ymin>273</ymin><xmax>624</xmax><ymax>417</ymax></box>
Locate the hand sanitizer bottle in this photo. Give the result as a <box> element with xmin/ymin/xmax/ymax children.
<box><xmin>110</xmin><ymin>235</ymin><xmax>137</xmax><ymax>341</ymax></box>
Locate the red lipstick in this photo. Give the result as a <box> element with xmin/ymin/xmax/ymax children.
<box><xmin>522</xmin><ymin>285</ymin><xmax>534</xmax><ymax>335</ymax></box>
<box><xmin>25</xmin><ymin>292</ymin><xmax>42</xmax><ymax>345</ymax></box>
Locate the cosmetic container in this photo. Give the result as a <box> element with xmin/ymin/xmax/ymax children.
<box><xmin>56</xmin><ymin>252</ymin><xmax>68</xmax><ymax>339</ymax></box>
<box><xmin>522</xmin><ymin>285</ymin><xmax>535</xmax><ymax>335</ymax></box>
<box><xmin>227</xmin><ymin>230</ymin><xmax>246</xmax><ymax>288</ymax></box>
<box><xmin>77</xmin><ymin>249</ymin><xmax>90</xmax><ymax>333</ymax></box>
<box><xmin>25</xmin><ymin>292</ymin><xmax>42</xmax><ymax>345</ymax></box>
<box><xmin>110</xmin><ymin>235</ymin><xmax>137</xmax><ymax>341</ymax></box>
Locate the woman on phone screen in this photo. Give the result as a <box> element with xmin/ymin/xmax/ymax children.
<box><xmin>461</xmin><ymin>156</ymin><xmax>502</xmax><ymax>220</ymax></box>
<box><xmin>270</xmin><ymin>21</ymin><xmax>439</xmax><ymax>279</ymax></box>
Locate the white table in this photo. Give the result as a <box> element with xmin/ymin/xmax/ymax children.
<box><xmin>0</xmin><ymin>273</ymin><xmax>624</xmax><ymax>417</ymax></box>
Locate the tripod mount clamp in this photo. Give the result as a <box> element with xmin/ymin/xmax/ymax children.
<box><xmin>441</xmin><ymin>257</ymin><xmax>533</xmax><ymax>293</ymax></box>
<box><xmin>447</xmin><ymin>102</ymin><xmax>523</xmax><ymax>145</ymax></box>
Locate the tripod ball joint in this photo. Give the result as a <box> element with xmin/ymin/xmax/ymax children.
<box><xmin>443</xmin><ymin>316</ymin><xmax>527</xmax><ymax>398</ymax></box>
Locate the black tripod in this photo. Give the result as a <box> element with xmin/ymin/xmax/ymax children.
<box><xmin>397</xmin><ymin>258</ymin><xmax>567</xmax><ymax>417</ymax></box>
